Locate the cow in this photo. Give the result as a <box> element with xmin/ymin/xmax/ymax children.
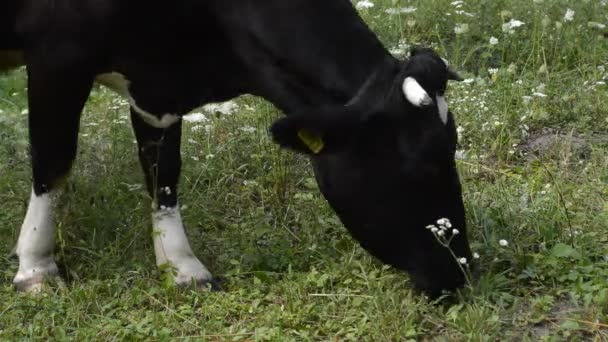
<box><xmin>1</xmin><ymin>0</ymin><xmax>472</xmax><ymax>298</ymax></box>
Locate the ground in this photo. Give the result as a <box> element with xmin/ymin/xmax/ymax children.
<box><xmin>1</xmin><ymin>0</ymin><xmax>607</xmax><ymax>340</ymax></box>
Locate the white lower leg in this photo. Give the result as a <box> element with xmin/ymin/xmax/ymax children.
<box><xmin>152</xmin><ymin>205</ymin><xmax>212</xmax><ymax>286</ymax></box>
<box><xmin>13</xmin><ymin>188</ymin><xmax>59</xmax><ymax>292</ymax></box>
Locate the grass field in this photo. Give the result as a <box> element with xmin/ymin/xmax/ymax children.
<box><xmin>1</xmin><ymin>0</ymin><xmax>608</xmax><ymax>340</ymax></box>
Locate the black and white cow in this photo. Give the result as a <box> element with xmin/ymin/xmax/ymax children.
<box><xmin>1</xmin><ymin>0</ymin><xmax>472</xmax><ymax>297</ymax></box>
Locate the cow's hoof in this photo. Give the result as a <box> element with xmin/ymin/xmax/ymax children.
<box><xmin>177</xmin><ymin>276</ymin><xmax>222</xmax><ymax>292</ymax></box>
<box><xmin>13</xmin><ymin>261</ymin><xmax>60</xmax><ymax>293</ymax></box>
<box><xmin>160</xmin><ymin>256</ymin><xmax>218</xmax><ymax>291</ymax></box>
<box><xmin>13</xmin><ymin>257</ymin><xmax>61</xmax><ymax>293</ymax></box>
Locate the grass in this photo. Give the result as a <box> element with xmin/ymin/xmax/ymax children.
<box><xmin>1</xmin><ymin>0</ymin><xmax>607</xmax><ymax>340</ymax></box>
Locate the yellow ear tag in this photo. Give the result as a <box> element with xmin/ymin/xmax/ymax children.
<box><xmin>297</xmin><ymin>129</ymin><xmax>325</xmax><ymax>154</ymax></box>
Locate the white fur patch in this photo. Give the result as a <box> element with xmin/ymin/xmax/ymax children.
<box><xmin>13</xmin><ymin>189</ymin><xmax>59</xmax><ymax>291</ymax></box>
<box><xmin>152</xmin><ymin>205</ymin><xmax>212</xmax><ymax>286</ymax></box>
<box><xmin>402</xmin><ymin>77</ymin><xmax>432</xmax><ymax>107</ymax></box>
<box><xmin>95</xmin><ymin>72</ymin><xmax>180</xmax><ymax>129</ymax></box>
<box><xmin>436</xmin><ymin>95</ymin><xmax>449</xmax><ymax>124</ymax></box>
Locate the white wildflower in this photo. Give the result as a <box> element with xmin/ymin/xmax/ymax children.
<box><xmin>533</xmin><ymin>92</ymin><xmax>547</xmax><ymax>97</ymax></box>
<box><xmin>454</xmin><ymin>23</ymin><xmax>470</xmax><ymax>35</ymax></box>
<box><xmin>563</xmin><ymin>8</ymin><xmax>575</xmax><ymax>22</ymax></box>
<box><xmin>499</xmin><ymin>239</ymin><xmax>509</xmax><ymax>247</ymax></box>
<box><xmin>458</xmin><ymin>257</ymin><xmax>467</xmax><ymax>264</ymax></box>
<box><xmin>588</xmin><ymin>21</ymin><xmax>606</xmax><ymax>29</ymax></box>
<box><xmin>473</xmin><ymin>252</ymin><xmax>480</xmax><ymax>259</ymax></box>
<box><xmin>355</xmin><ymin>0</ymin><xmax>374</xmax><ymax>9</ymax></box>
<box><xmin>489</xmin><ymin>36</ymin><xmax>499</xmax><ymax>45</ymax></box>
<box><xmin>431</xmin><ymin>227</ymin><xmax>439</xmax><ymax>233</ymax></box>
<box><xmin>203</xmin><ymin>101</ymin><xmax>238</xmax><ymax>115</ymax></box>
<box><xmin>437</xmin><ymin>230</ymin><xmax>446</xmax><ymax>237</ymax></box>
<box><xmin>385</xmin><ymin>7</ymin><xmax>417</xmax><ymax>15</ymax></box>
<box><xmin>502</xmin><ymin>19</ymin><xmax>525</xmax><ymax>34</ymax></box>
<box><xmin>239</xmin><ymin>126</ymin><xmax>257</xmax><ymax>133</ymax></box>
<box><xmin>452</xmin><ymin>229</ymin><xmax>460</xmax><ymax>235</ymax></box>
<box><xmin>488</xmin><ymin>68</ymin><xmax>499</xmax><ymax>75</ymax></box>
<box><xmin>183</xmin><ymin>112</ymin><xmax>209</xmax><ymax>123</ymax></box>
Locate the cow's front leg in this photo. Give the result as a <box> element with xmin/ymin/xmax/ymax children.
<box><xmin>130</xmin><ymin>109</ymin><xmax>213</xmax><ymax>288</ymax></box>
<box><xmin>13</xmin><ymin>55</ymin><xmax>94</xmax><ymax>292</ymax></box>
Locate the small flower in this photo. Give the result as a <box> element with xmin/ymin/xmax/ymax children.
<box><xmin>426</xmin><ymin>225</ymin><xmax>436</xmax><ymax>230</ymax></box>
<box><xmin>458</xmin><ymin>257</ymin><xmax>467</xmax><ymax>264</ymax></box>
<box><xmin>502</xmin><ymin>19</ymin><xmax>525</xmax><ymax>34</ymax></box>
<box><xmin>431</xmin><ymin>227</ymin><xmax>439</xmax><ymax>233</ymax></box>
<box><xmin>355</xmin><ymin>0</ymin><xmax>374</xmax><ymax>9</ymax></box>
<box><xmin>183</xmin><ymin>112</ymin><xmax>209</xmax><ymax>123</ymax></box>
<box><xmin>473</xmin><ymin>252</ymin><xmax>480</xmax><ymax>259</ymax></box>
<box><xmin>499</xmin><ymin>239</ymin><xmax>509</xmax><ymax>247</ymax></box>
<box><xmin>489</xmin><ymin>36</ymin><xmax>499</xmax><ymax>45</ymax></box>
<box><xmin>563</xmin><ymin>8</ymin><xmax>575</xmax><ymax>22</ymax></box>
<box><xmin>452</xmin><ymin>229</ymin><xmax>460</xmax><ymax>235</ymax></box>
<box><xmin>239</xmin><ymin>126</ymin><xmax>257</xmax><ymax>133</ymax></box>
<box><xmin>454</xmin><ymin>23</ymin><xmax>470</xmax><ymax>35</ymax></box>
<box><xmin>588</xmin><ymin>21</ymin><xmax>606</xmax><ymax>29</ymax></box>
<box><xmin>385</xmin><ymin>7</ymin><xmax>417</xmax><ymax>15</ymax></box>
<box><xmin>437</xmin><ymin>218</ymin><xmax>450</xmax><ymax>226</ymax></box>
<box><xmin>437</xmin><ymin>230</ymin><xmax>446</xmax><ymax>237</ymax></box>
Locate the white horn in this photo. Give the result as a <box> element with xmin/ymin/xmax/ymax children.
<box><xmin>402</xmin><ymin>77</ymin><xmax>432</xmax><ymax>107</ymax></box>
<box><xmin>436</xmin><ymin>95</ymin><xmax>449</xmax><ymax>124</ymax></box>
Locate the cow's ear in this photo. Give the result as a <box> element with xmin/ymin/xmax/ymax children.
<box><xmin>269</xmin><ymin>107</ymin><xmax>360</xmax><ymax>155</ymax></box>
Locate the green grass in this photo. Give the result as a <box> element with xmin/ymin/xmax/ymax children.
<box><xmin>1</xmin><ymin>0</ymin><xmax>608</xmax><ymax>340</ymax></box>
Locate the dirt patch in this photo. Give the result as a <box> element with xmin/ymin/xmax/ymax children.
<box><xmin>519</xmin><ymin>128</ymin><xmax>608</xmax><ymax>162</ymax></box>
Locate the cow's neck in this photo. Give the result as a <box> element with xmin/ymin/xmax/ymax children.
<box><xmin>227</xmin><ymin>1</ymin><xmax>398</xmax><ymax>114</ymax></box>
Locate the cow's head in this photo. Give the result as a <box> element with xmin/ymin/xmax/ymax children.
<box><xmin>270</xmin><ymin>48</ymin><xmax>472</xmax><ymax>297</ymax></box>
